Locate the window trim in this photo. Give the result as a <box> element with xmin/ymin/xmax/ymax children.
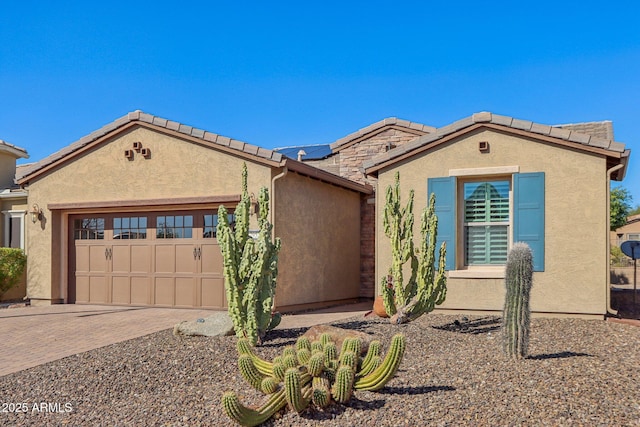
<box><xmin>3</xmin><ymin>210</ymin><xmax>26</xmax><ymax>250</ymax></box>
<box><xmin>456</xmin><ymin>175</ymin><xmax>513</xmax><ymax>273</ymax></box>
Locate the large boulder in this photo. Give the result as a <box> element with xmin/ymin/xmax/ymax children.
<box><xmin>302</xmin><ymin>324</ymin><xmax>374</xmax><ymax>355</ymax></box>
<box><xmin>173</xmin><ymin>313</ymin><xmax>235</xmax><ymax>337</ymax></box>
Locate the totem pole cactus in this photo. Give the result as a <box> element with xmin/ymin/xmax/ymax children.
<box><xmin>222</xmin><ymin>333</ymin><xmax>406</xmax><ymax>426</ymax></box>
<box><xmin>502</xmin><ymin>242</ymin><xmax>534</xmax><ymax>359</ymax></box>
<box><xmin>381</xmin><ymin>172</ymin><xmax>447</xmax><ymax>323</ymax></box>
<box><xmin>217</xmin><ymin>163</ymin><xmax>282</xmax><ymax>346</ymax></box>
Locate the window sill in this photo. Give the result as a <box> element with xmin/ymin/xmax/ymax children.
<box><xmin>448</xmin><ymin>268</ymin><xmax>505</xmax><ymax>279</ymax></box>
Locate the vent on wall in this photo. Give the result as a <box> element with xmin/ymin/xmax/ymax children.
<box><xmin>479</xmin><ymin>141</ymin><xmax>489</xmax><ymax>152</ymax></box>
<box><xmin>141</xmin><ymin>147</ymin><xmax>151</xmax><ymax>158</ymax></box>
<box><xmin>133</xmin><ymin>141</ymin><xmax>142</xmax><ymax>152</ymax></box>
<box><xmin>124</xmin><ymin>149</ymin><xmax>134</xmax><ymax>160</ymax></box>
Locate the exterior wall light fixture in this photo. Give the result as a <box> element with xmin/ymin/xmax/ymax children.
<box><xmin>30</xmin><ymin>204</ymin><xmax>43</xmax><ymax>223</ymax></box>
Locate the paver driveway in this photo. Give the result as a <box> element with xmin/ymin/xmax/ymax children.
<box><xmin>0</xmin><ymin>304</ymin><xmax>214</xmax><ymax>377</ymax></box>
<box><xmin>0</xmin><ymin>302</ymin><xmax>372</xmax><ymax>377</ymax></box>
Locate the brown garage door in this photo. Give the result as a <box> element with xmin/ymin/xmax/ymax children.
<box><xmin>69</xmin><ymin>210</ymin><xmax>230</xmax><ymax>308</ymax></box>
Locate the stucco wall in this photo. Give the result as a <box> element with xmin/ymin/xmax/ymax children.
<box><xmin>274</xmin><ymin>171</ymin><xmax>361</xmax><ymax>308</ymax></box>
<box><xmin>25</xmin><ymin>125</ymin><xmax>273</xmax><ymax>304</ymax></box>
<box><xmin>0</xmin><ymin>155</ymin><xmax>17</xmax><ymax>189</ymax></box>
<box><xmin>376</xmin><ymin>127</ymin><xmax>609</xmax><ymax>316</ymax></box>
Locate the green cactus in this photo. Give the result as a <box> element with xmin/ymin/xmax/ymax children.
<box><xmin>311</xmin><ymin>375</ymin><xmax>331</xmax><ymax>407</ymax></box>
<box><xmin>217</xmin><ymin>163</ymin><xmax>282</xmax><ymax>346</ymax></box>
<box><xmin>332</xmin><ymin>365</ymin><xmax>355</xmax><ymax>403</ymax></box>
<box><xmin>380</xmin><ymin>172</ymin><xmax>447</xmax><ymax>324</ymax></box>
<box><xmin>354</xmin><ymin>334</ymin><xmax>406</xmax><ymax>391</ymax></box>
<box><xmin>502</xmin><ymin>242</ymin><xmax>534</xmax><ymax>359</ymax></box>
<box><xmin>222</xmin><ymin>390</ymin><xmax>286</xmax><ymax>427</ymax></box>
<box><xmin>222</xmin><ymin>333</ymin><xmax>406</xmax><ymax>426</ymax></box>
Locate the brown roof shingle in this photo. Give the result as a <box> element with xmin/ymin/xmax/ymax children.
<box><xmin>17</xmin><ymin>110</ymin><xmax>283</xmax><ymax>181</ymax></box>
<box><xmin>363</xmin><ymin>112</ymin><xmax>629</xmax><ymax>173</ymax></box>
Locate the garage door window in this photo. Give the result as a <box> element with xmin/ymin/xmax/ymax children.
<box><xmin>157</xmin><ymin>215</ymin><xmax>193</xmax><ymax>239</ymax></box>
<box><xmin>203</xmin><ymin>213</ymin><xmax>235</xmax><ymax>238</ymax></box>
<box><xmin>114</xmin><ymin>216</ymin><xmax>147</xmax><ymax>239</ymax></box>
<box><xmin>74</xmin><ymin>218</ymin><xmax>105</xmax><ymax>240</ymax></box>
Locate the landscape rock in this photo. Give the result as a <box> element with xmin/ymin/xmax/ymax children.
<box><xmin>302</xmin><ymin>324</ymin><xmax>373</xmax><ymax>354</ymax></box>
<box><xmin>173</xmin><ymin>312</ymin><xmax>235</xmax><ymax>337</ymax></box>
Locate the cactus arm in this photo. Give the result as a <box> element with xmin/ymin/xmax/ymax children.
<box><xmin>222</xmin><ymin>390</ymin><xmax>286</xmax><ymax>427</ymax></box>
<box><xmin>354</xmin><ymin>334</ymin><xmax>406</xmax><ymax>391</ymax></box>
<box><xmin>237</xmin><ymin>338</ymin><xmax>273</xmax><ymax>375</ymax></box>
<box><xmin>238</xmin><ymin>354</ymin><xmax>268</xmax><ymax>392</ymax></box>
<box><xmin>358</xmin><ymin>341</ymin><xmax>381</xmax><ymax>375</ymax></box>
<box><xmin>284</xmin><ymin>368</ymin><xmax>312</xmax><ymax>413</ymax></box>
<box><xmin>331</xmin><ymin>365</ymin><xmax>355</xmax><ymax>403</ymax></box>
<box><xmin>312</xmin><ymin>375</ymin><xmax>331</xmax><ymax>408</ymax></box>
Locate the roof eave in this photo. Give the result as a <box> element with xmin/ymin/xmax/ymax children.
<box><xmin>17</xmin><ymin>113</ymin><xmax>284</xmax><ymax>185</ymax></box>
<box><xmin>364</xmin><ymin>121</ymin><xmax>629</xmax><ymax>176</ymax></box>
<box><xmin>283</xmin><ymin>158</ymin><xmax>373</xmax><ymax>194</ymax></box>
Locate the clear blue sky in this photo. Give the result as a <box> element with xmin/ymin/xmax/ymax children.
<box><xmin>1</xmin><ymin>1</ymin><xmax>638</xmax><ymax>205</ymax></box>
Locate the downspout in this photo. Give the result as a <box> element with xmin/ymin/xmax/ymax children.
<box><xmin>606</xmin><ymin>163</ymin><xmax>624</xmax><ymax>316</ymax></box>
<box><xmin>270</xmin><ymin>166</ymin><xmax>288</xmax><ymax>239</ymax></box>
<box><xmin>270</xmin><ymin>166</ymin><xmax>288</xmax><ymax>311</ymax></box>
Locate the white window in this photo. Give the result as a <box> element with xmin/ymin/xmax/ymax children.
<box><xmin>463</xmin><ymin>180</ymin><xmax>511</xmax><ymax>266</ymax></box>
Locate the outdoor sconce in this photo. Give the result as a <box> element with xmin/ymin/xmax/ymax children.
<box><xmin>30</xmin><ymin>204</ymin><xmax>43</xmax><ymax>224</ymax></box>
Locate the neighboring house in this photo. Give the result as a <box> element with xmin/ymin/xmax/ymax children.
<box><xmin>363</xmin><ymin>112</ymin><xmax>630</xmax><ymax>317</ymax></box>
<box><xmin>11</xmin><ymin>110</ymin><xmax>632</xmax><ymax>318</ymax></box>
<box><xmin>611</xmin><ymin>214</ymin><xmax>640</xmax><ymax>248</ymax></box>
<box><xmin>16</xmin><ymin>111</ymin><xmax>371</xmax><ymax>310</ymax></box>
<box><xmin>0</xmin><ymin>140</ymin><xmax>29</xmax><ymax>302</ymax></box>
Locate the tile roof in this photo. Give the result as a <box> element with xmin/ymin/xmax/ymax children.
<box><xmin>15</xmin><ymin>111</ymin><xmax>373</xmax><ymax>194</ymax></box>
<box><xmin>329</xmin><ymin>117</ymin><xmax>435</xmax><ymax>151</ymax></box>
<box><xmin>363</xmin><ymin>112</ymin><xmax>629</xmax><ymax>172</ymax></box>
<box><xmin>0</xmin><ymin>139</ymin><xmax>29</xmax><ymax>159</ymax></box>
<box><xmin>17</xmin><ymin>110</ymin><xmax>283</xmax><ymax>181</ymax></box>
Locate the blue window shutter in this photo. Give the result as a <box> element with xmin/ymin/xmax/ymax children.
<box><xmin>428</xmin><ymin>177</ymin><xmax>456</xmax><ymax>270</ymax></box>
<box><xmin>513</xmin><ymin>172</ymin><xmax>545</xmax><ymax>271</ymax></box>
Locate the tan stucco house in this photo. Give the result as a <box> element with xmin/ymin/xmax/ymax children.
<box><xmin>0</xmin><ymin>140</ymin><xmax>29</xmax><ymax>302</ymax></box>
<box><xmin>361</xmin><ymin>112</ymin><xmax>630</xmax><ymax>317</ymax></box>
<box><xmin>16</xmin><ymin>111</ymin><xmax>371</xmax><ymax>310</ymax></box>
<box><xmin>9</xmin><ymin>110</ymin><xmax>631</xmax><ymax>317</ymax></box>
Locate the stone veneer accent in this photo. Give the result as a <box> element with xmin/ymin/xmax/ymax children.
<box><xmin>339</xmin><ymin>128</ymin><xmax>423</xmax><ymax>186</ymax></box>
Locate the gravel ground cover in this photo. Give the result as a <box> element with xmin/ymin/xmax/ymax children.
<box><xmin>1</xmin><ymin>313</ymin><xmax>639</xmax><ymax>426</ymax></box>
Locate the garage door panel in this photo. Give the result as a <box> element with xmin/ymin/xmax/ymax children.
<box><xmin>89</xmin><ymin>276</ymin><xmax>108</xmax><ymax>303</ymax></box>
<box><xmin>202</xmin><ymin>277</ymin><xmax>225</xmax><ymax>308</ymax></box>
<box><xmin>155</xmin><ymin>277</ymin><xmax>175</xmax><ymax>306</ymax></box>
<box><xmin>155</xmin><ymin>245</ymin><xmax>176</xmax><ymax>273</ymax></box>
<box><xmin>89</xmin><ymin>246</ymin><xmax>107</xmax><ymax>273</ymax></box>
<box><xmin>111</xmin><ymin>245</ymin><xmax>131</xmax><ymax>273</ymax></box>
<box><xmin>175</xmin><ymin>245</ymin><xmax>196</xmax><ymax>274</ymax></box>
<box><xmin>112</xmin><ymin>276</ymin><xmax>130</xmax><ymax>304</ymax></box>
<box><xmin>75</xmin><ymin>246</ymin><xmax>90</xmax><ymax>273</ymax></box>
<box><xmin>175</xmin><ymin>277</ymin><xmax>196</xmax><ymax>307</ymax></box>
<box><xmin>201</xmin><ymin>243</ymin><xmax>222</xmax><ymax>274</ymax></box>
<box><xmin>131</xmin><ymin>277</ymin><xmax>151</xmax><ymax>305</ymax></box>
<box><xmin>76</xmin><ymin>276</ymin><xmax>90</xmax><ymax>303</ymax></box>
<box><xmin>130</xmin><ymin>245</ymin><xmax>151</xmax><ymax>273</ymax></box>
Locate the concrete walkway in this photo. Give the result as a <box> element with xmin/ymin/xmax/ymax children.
<box><xmin>0</xmin><ymin>302</ymin><xmax>372</xmax><ymax>377</ymax></box>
